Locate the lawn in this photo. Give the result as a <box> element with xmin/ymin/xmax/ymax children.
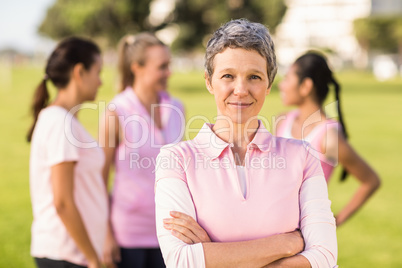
<box><xmin>0</xmin><ymin>64</ymin><xmax>401</xmax><ymax>267</ymax></box>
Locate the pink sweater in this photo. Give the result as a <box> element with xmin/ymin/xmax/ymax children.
<box><xmin>155</xmin><ymin>122</ymin><xmax>338</xmax><ymax>267</ymax></box>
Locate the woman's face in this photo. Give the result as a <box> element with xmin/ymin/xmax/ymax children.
<box><xmin>81</xmin><ymin>54</ymin><xmax>103</xmax><ymax>101</ymax></box>
<box><xmin>136</xmin><ymin>45</ymin><xmax>171</xmax><ymax>92</ymax></box>
<box><xmin>206</xmin><ymin>48</ymin><xmax>270</xmax><ymax>125</ymax></box>
<box><xmin>279</xmin><ymin>64</ymin><xmax>303</xmax><ymax>106</ymax></box>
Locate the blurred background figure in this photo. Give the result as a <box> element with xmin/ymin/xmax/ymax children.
<box><xmin>276</xmin><ymin>51</ymin><xmax>381</xmax><ymax>226</ymax></box>
<box><xmin>27</xmin><ymin>37</ymin><xmax>107</xmax><ymax>268</ymax></box>
<box><xmin>99</xmin><ymin>32</ymin><xmax>185</xmax><ymax>268</ymax></box>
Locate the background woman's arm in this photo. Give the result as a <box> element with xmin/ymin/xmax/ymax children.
<box><xmin>334</xmin><ymin>132</ymin><xmax>381</xmax><ymax>226</ymax></box>
<box><xmin>51</xmin><ymin>162</ymin><xmax>101</xmax><ymax>268</ymax></box>
<box><xmin>99</xmin><ymin>109</ymin><xmax>121</xmax><ymax>268</ymax></box>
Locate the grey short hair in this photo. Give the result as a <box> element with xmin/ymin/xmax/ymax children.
<box><xmin>205</xmin><ymin>19</ymin><xmax>277</xmax><ymax>88</ymax></box>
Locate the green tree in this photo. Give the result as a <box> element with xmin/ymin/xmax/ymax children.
<box><xmin>353</xmin><ymin>18</ymin><xmax>373</xmax><ymax>54</ymax></box>
<box><xmin>354</xmin><ymin>16</ymin><xmax>401</xmax><ymax>54</ymax></box>
<box><xmin>172</xmin><ymin>0</ymin><xmax>287</xmax><ymax>51</ymax></box>
<box><xmin>39</xmin><ymin>0</ymin><xmax>154</xmax><ymax>47</ymax></box>
<box><xmin>39</xmin><ymin>0</ymin><xmax>287</xmax><ymax>50</ymax></box>
<box><xmin>391</xmin><ymin>18</ymin><xmax>402</xmax><ymax>65</ymax></box>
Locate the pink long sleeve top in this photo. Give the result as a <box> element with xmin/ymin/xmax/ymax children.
<box><xmin>155</xmin><ymin>122</ymin><xmax>338</xmax><ymax>268</ymax></box>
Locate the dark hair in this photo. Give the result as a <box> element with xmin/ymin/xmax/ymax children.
<box><xmin>26</xmin><ymin>36</ymin><xmax>101</xmax><ymax>142</ymax></box>
<box><xmin>117</xmin><ymin>32</ymin><xmax>165</xmax><ymax>92</ymax></box>
<box><xmin>294</xmin><ymin>52</ymin><xmax>349</xmax><ymax>181</ymax></box>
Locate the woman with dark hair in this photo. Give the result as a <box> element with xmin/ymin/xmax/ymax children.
<box><xmin>276</xmin><ymin>51</ymin><xmax>381</xmax><ymax>226</ymax></box>
<box><xmin>28</xmin><ymin>37</ymin><xmax>107</xmax><ymax>268</ymax></box>
<box><xmin>99</xmin><ymin>32</ymin><xmax>184</xmax><ymax>268</ymax></box>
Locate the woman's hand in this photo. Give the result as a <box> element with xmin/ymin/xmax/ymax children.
<box><xmin>285</xmin><ymin>229</ymin><xmax>305</xmax><ymax>255</ymax></box>
<box><xmin>88</xmin><ymin>258</ymin><xmax>102</xmax><ymax>268</ymax></box>
<box><xmin>163</xmin><ymin>211</ymin><xmax>211</xmax><ymax>244</ymax></box>
<box><xmin>102</xmin><ymin>227</ymin><xmax>121</xmax><ymax>268</ymax></box>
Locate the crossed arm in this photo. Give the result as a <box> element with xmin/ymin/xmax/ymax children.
<box><xmin>155</xmin><ymin>176</ymin><xmax>338</xmax><ymax>268</ymax></box>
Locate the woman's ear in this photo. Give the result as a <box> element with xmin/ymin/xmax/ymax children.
<box><xmin>205</xmin><ymin>71</ymin><xmax>214</xmax><ymax>94</ymax></box>
<box><xmin>299</xmin><ymin>77</ymin><xmax>314</xmax><ymax>97</ymax></box>
<box><xmin>130</xmin><ymin>62</ymin><xmax>141</xmax><ymax>76</ymax></box>
<box><xmin>266</xmin><ymin>85</ymin><xmax>272</xmax><ymax>96</ymax></box>
<box><xmin>72</xmin><ymin>63</ymin><xmax>85</xmax><ymax>82</ymax></box>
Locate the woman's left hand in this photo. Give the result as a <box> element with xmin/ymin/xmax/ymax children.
<box><xmin>163</xmin><ymin>211</ymin><xmax>211</xmax><ymax>244</ymax></box>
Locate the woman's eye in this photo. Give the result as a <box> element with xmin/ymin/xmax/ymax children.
<box><xmin>222</xmin><ymin>74</ymin><xmax>233</xmax><ymax>79</ymax></box>
<box><xmin>250</xmin><ymin>75</ymin><xmax>261</xmax><ymax>80</ymax></box>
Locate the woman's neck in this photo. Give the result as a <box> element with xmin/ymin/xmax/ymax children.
<box><xmin>290</xmin><ymin>98</ymin><xmax>326</xmax><ymax>139</ymax></box>
<box><xmin>213</xmin><ymin>118</ymin><xmax>259</xmax><ymax>165</ymax></box>
<box><xmin>297</xmin><ymin>98</ymin><xmax>325</xmax><ymax>123</ymax></box>
<box><xmin>132</xmin><ymin>82</ymin><xmax>159</xmax><ymax>110</ymax></box>
<box><xmin>51</xmin><ymin>86</ymin><xmax>82</xmax><ymax>117</ymax></box>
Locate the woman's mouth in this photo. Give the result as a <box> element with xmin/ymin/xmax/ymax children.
<box><xmin>227</xmin><ymin>101</ymin><xmax>253</xmax><ymax>108</ymax></box>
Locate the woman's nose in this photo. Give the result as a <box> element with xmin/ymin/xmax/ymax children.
<box><xmin>233</xmin><ymin>79</ymin><xmax>248</xmax><ymax>97</ymax></box>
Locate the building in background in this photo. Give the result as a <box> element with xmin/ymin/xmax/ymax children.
<box><xmin>274</xmin><ymin>0</ymin><xmax>402</xmax><ymax>70</ymax></box>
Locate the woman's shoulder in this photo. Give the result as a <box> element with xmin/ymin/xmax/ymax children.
<box><xmin>273</xmin><ymin>135</ymin><xmax>305</xmax><ymax>147</ymax></box>
<box><xmin>37</xmin><ymin>106</ymin><xmax>71</xmax><ymax>127</ymax></box>
<box><xmin>271</xmin><ymin>135</ymin><xmax>312</xmax><ymax>157</ymax></box>
<box><xmin>159</xmin><ymin>139</ymin><xmax>196</xmax><ymax>157</ymax></box>
<box><xmin>161</xmin><ymin>91</ymin><xmax>184</xmax><ymax>110</ymax></box>
<box><xmin>109</xmin><ymin>88</ymin><xmax>131</xmax><ymax>104</ymax></box>
<box><xmin>275</xmin><ymin>109</ymin><xmax>298</xmax><ymax>135</ymax></box>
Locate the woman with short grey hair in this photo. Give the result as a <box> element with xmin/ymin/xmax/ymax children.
<box><xmin>155</xmin><ymin>19</ymin><xmax>338</xmax><ymax>267</ymax></box>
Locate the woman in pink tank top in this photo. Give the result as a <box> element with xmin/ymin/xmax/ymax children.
<box><xmin>99</xmin><ymin>33</ymin><xmax>184</xmax><ymax>268</ymax></box>
<box><xmin>276</xmin><ymin>52</ymin><xmax>381</xmax><ymax>226</ymax></box>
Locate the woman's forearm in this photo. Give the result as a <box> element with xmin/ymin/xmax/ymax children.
<box><xmin>336</xmin><ymin>173</ymin><xmax>380</xmax><ymax>226</ymax></box>
<box><xmin>202</xmin><ymin>232</ymin><xmax>303</xmax><ymax>268</ymax></box>
<box><xmin>56</xmin><ymin>198</ymin><xmax>99</xmax><ymax>264</ymax></box>
<box><xmin>264</xmin><ymin>255</ymin><xmax>311</xmax><ymax>268</ymax></box>
<box><xmin>51</xmin><ymin>162</ymin><xmax>100</xmax><ymax>266</ymax></box>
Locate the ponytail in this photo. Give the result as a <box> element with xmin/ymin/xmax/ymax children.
<box><xmin>331</xmin><ymin>76</ymin><xmax>349</xmax><ymax>181</ymax></box>
<box><xmin>118</xmin><ymin>38</ymin><xmax>135</xmax><ymax>92</ymax></box>
<box><xmin>294</xmin><ymin>52</ymin><xmax>351</xmax><ymax>182</ymax></box>
<box><xmin>26</xmin><ymin>36</ymin><xmax>100</xmax><ymax>142</ymax></box>
<box><xmin>26</xmin><ymin>78</ymin><xmax>49</xmax><ymax>142</ymax></box>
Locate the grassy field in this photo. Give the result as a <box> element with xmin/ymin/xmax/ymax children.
<box><xmin>0</xmin><ymin>64</ymin><xmax>401</xmax><ymax>267</ymax></box>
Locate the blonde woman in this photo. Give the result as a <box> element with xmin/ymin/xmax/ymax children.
<box><xmin>100</xmin><ymin>33</ymin><xmax>184</xmax><ymax>268</ymax></box>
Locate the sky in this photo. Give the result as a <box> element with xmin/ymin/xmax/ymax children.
<box><xmin>0</xmin><ymin>0</ymin><xmax>56</xmax><ymax>54</ymax></box>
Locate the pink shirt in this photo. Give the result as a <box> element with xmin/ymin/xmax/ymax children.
<box><xmin>30</xmin><ymin>106</ymin><xmax>108</xmax><ymax>266</ymax></box>
<box><xmin>276</xmin><ymin>110</ymin><xmax>341</xmax><ymax>182</ymax></box>
<box><xmin>155</xmin><ymin>122</ymin><xmax>338</xmax><ymax>268</ymax></box>
<box><xmin>109</xmin><ymin>88</ymin><xmax>185</xmax><ymax>248</ymax></box>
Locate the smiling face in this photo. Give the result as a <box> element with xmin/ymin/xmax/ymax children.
<box><xmin>206</xmin><ymin>48</ymin><xmax>271</xmax><ymax>125</ymax></box>
<box><xmin>135</xmin><ymin>45</ymin><xmax>171</xmax><ymax>92</ymax></box>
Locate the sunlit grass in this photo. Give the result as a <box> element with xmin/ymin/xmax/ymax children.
<box><xmin>0</xmin><ymin>64</ymin><xmax>401</xmax><ymax>267</ymax></box>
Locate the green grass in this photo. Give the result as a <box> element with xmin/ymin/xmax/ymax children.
<box><xmin>1</xmin><ymin>65</ymin><xmax>401</xmax><ymax>267</ymax></box>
